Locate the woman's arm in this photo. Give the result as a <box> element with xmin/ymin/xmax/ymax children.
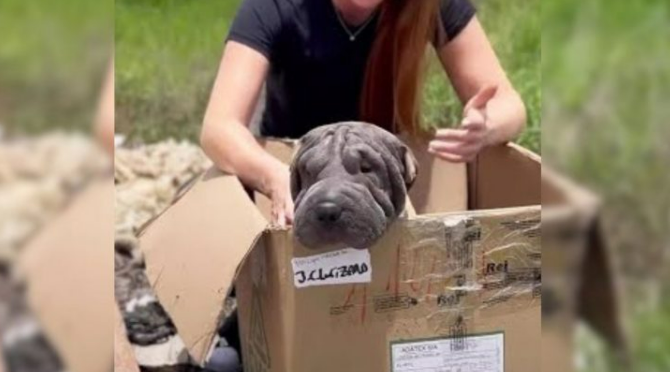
<box><xmin>200</xmin><ymin>41</ymin><xmax>293</xmax><ymax>225</ymax></box>
<box><xmin>430</xmin><ymin>17</ymin><xmax>526</xmax><ymax>162</ymax></box>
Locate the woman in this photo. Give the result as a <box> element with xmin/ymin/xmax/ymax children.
<box><xmin>201</xmin><ymin>0</ymin><xmax>526</xmax><ymax>227</ymax></box>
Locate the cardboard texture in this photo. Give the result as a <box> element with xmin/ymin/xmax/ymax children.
<box><xmin>469</xmin><ymin>143</ymin><xmax>541</xmax><ymax>210</ymax></box>
<box><xmin>470</xmin><ymin>143</ymin><xmax>626</xmax><ymax>371</ymax></box>
<box><xmin>138</xmin><ymin>169</ymin><xmax>268</xmax><ymax>363</ymax></box>
<box><xmin>18</xmin><ymin>177</ymin><xmax>115</xmax><ymax>372</ymax></box>
<box><xmin>237</xmin><ymin>140</ymin><xmax>539</xmax><ymax>371</ymax></box>
<box><xmin>237</xmin><ymin>207</ymin><xmax>540</xmax><ymax>372</ymax></box>
<box><xmin>400</xmin><ymin>134</ymin><xmax>468</xmax><ymax>214</ymax></box>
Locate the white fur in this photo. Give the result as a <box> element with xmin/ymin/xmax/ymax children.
<box><xmin>124</xmin><ymin>294</ymin><xmax>157</xmax><ymax>313</ymax></box>
<box><xmin>132</xmin><ymin>335</ymin><xmax>190</xmax><ymax>366</ymax></box>
<box><xmin>2</xmin><ymin>317</ymin><xmax>41</xmax><ymax>347</ymax></box>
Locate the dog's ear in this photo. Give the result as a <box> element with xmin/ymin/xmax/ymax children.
<box><xmin>290</xmin><ymin>125</ymin><xmax>335</xmax><ymax>200</ymax></box>
<box><xmin>289</xmin><ymin>136</ymin><xmax>311</xmax><ymax>202</ymax></box>
<box><xmin>401</xmin><ymin>145</ymin><xmax>418</xmax><ymax>190</ymax></box>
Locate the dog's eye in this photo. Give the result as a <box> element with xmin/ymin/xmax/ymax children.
<box><xmin>360</xmin><ymin>162</ymin><xmax>373</xmax><ymax>173</ymax></box>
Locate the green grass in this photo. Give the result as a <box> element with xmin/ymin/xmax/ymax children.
<box><xmin>577</xmin><ymin>305</ymin><xmax>670</xmax><ymax>372</ymax></box>
<box><xmin>115</xmin><ymin>0</ymin><xmax>541</xmax><ymax>153</ymax></box>
<box><xmin>116</xmin><ymin>0</ymin><xmax>240</xmax><ymax>142</ymax></box>
<box><xmin>0</xmin><ymin>0</ymin><xmax>112</xmax><ymax>134</ymax></box>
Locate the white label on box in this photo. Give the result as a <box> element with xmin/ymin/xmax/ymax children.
<box><xmin>391</xmin><ymin>333</ymin><xmax>504</xmax><ymax>372</ymax></box>
<box><xmin>291</xmin><ymin>248</ymin><xmax>372</xmax><ymax>288</ymax></box>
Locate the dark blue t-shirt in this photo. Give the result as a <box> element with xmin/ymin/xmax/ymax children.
<box><xmin>228</xmin><ymin>0</ymin><xmax>476</xmax><ymax>138</ymax></box>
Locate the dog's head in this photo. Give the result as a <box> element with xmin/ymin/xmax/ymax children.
<box><xmin>291</xmin><ymin>122</ymin><xmax>417</xmax><ymax>250</ymax></box>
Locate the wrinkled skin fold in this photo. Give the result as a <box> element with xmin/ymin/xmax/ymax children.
<box><xmin>291</xmin><ymin>122</ymin><xmax>417</xmax><ymax>250</ymax></box>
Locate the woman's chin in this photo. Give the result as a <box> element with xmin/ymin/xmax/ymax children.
<box><xmin>342</xmin><ymin>0</ymin><xmax>384</xmax><ymax>12</ymax></box>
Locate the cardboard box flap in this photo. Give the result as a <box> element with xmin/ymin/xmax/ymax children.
<box><xmin>578</xmin><ymin>215</ymin><xmax>629</xmax><ymax>356</ymax></box>
<box><xmin>542</xmin><ymin>166</ymin><xmax>600</xmax><ymax>214</ymax></box>
<box><xmin>399</xmin><ymin>134</ymin><xmax>468</xmax><ymax>214</ymax></box>
<box><xmin>139</xmin><ymin>168</ymin><xmax>268</xmax><ymax>364</ymax></box>
<box><xmin>18</xmin><ymin>177</ymin><xmax>115</xmax><ymax>372</ymax></box>
<box><xmin>470</xmin><ymin>143</ymin><xmax>541</xmax><ymax>210</ymax></box>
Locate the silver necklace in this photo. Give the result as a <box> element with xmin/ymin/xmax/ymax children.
<box><xmin>334</xmin><ymin>8</ymin><xmax>378</xmax><ymax>42</ymax></box>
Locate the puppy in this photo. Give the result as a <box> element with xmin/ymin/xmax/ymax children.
<box><xmin>291</xmin><ymin>122</ymin><xmax>417</xmax><ymax>250</ymax></box>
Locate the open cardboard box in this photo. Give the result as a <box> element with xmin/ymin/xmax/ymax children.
<box><xmin>138</xmin><ymin>136</ymin><xmax>546</xmax><ymax>372</ymax></box>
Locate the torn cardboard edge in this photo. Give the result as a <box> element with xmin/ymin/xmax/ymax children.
<box><xmin>542</xmin><ymin>165</ymin><xmax>630</xmax><ymax>368</ymax></box>
<box><xmin>17</xmin><ymin>176</ymin><xmax>115</xmax><ymax>372</ymax></box>
<box><xmin>138</xmin><ymin>171</ymin><xmax>268</xmax><ymax>363</ymax></box>
<box><xmin>543</xmin><ymin>166</ymin><xmax>629</xmax><ymax>351</ymax></box>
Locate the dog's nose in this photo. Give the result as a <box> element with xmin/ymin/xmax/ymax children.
<box><xmin>315</xmin><ymin>202</ymin><xmax>342</xmax><ymax>223</ymax></box>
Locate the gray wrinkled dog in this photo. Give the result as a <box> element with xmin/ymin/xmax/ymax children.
<box><xmin>291</xmin><ymin>122</ymin><xmax>418</xmax><ymax>250</ymax></box>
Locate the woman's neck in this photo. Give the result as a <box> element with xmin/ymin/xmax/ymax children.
<box><xmin>332</xmin><ymin>0</ymin><xmax>383</xmax><ymax>26</ymax></box>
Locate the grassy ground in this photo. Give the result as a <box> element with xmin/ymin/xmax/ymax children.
<box><xmin>115</xmin><ymin>0</ymin><xmax>541</xmax><ymax>153</ymax></box>
<box><xmin>115</xmin><ymin>0</ymin><xmax>240</xmax><ymax>142</ymax></box>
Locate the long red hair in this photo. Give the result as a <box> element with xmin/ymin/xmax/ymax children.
<box><xmin>360</xmin><ymin>0</ymin><xmax>440</xmax><ymax>135</ymax></box>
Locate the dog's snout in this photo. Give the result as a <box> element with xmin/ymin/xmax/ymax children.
<box><xmin>315</xmin><ymin>202</ymin><xmax>342</xmax><ymax>223</ymax></box>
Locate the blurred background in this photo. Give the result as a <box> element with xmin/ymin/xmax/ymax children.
<box><xmin>0</xmin><ymin>0</ymin><xmax>113</xmax><ymax>371</ymax></box>
<box><xmin>0</xmin><ymin>0</ymin><xmax>667</xmax><ymax>370</ymax></box>
<box><xmin>0</xmin><ymin>0</ymin><xmax>112</xmax><ymax>261</ymax></box>
<box><xmin>543</xmin><ymin>0</ymin><xmax>670</xmax><ymax>371</ymax></box>
<box><xmin>0</xmin><ymin>0</ymin><xmax>112</xmax><ymax>134</ymax></box>
<box><xmin>115</xmin><ymin>0</ymin><xmax>668</xmax><ymax>371</ymax></box>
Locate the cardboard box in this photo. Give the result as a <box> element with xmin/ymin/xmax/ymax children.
<box><xmin>139</xmin><ymin>136</ymin><xmax>544</xmax><ymax>371</ymax></box>
<box><xmin>17</xmin><ymin>176</ymin><xmax>115</xmax><ymax>372</ymax></box>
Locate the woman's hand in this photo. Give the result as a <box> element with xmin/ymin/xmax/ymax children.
<box><xmin>428</xmin><ymin>85</ymin><xmax>498</xmax><ymax>163</ymax></box>
<box><xmin>266</xmin><ymin>165</ymin><xmax>295</xmax><ymax>228</ymax></box>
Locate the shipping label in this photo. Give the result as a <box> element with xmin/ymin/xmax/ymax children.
<box><xmin>391</xmin><ymin>333</ymin><xmax>504</xmax><ymax>372</ymax></box>
<box><xmin>291</xmin><ymin>248</ymin><xmax>372</xmax><ymax>288</ymax></box>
